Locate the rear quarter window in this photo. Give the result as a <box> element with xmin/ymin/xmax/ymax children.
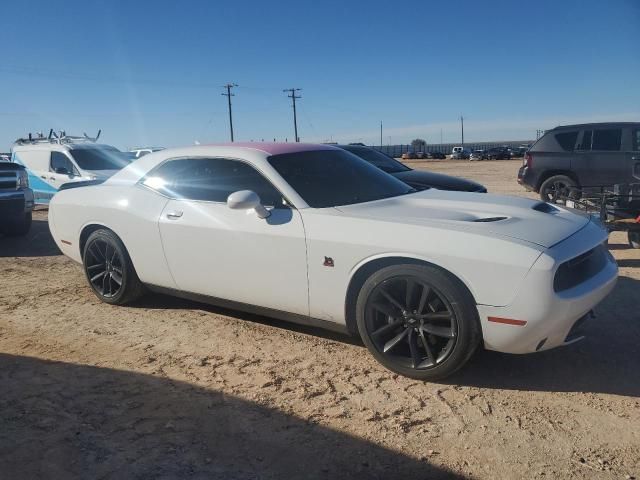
<box><xmin>633</xmin><ymin>129</ymin><xmax>640</xmax><ymax>151</ymax></box>
<box><xmin>554</xmin><ymin>131</ymin><xmax>578</xmax><ymax>151</ymax></box>
<box><xmin>591</xmin><ymin>129</ymin><xmax>622</xmax><ymax>151</ymax></box>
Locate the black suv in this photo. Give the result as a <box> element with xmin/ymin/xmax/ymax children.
<box><xmin>518</xmin><ymin>122</ymin><xmax>640</xmax><ymax>202</ymax></box>
<box><xmin>0</xmin><ymin>162</ymin><xmax>34</xmax><ymax>236</ymax></box>
<box><xmin>486</xmin><ymin>147</ymin><xmax>511</xmax><ymax>160</ymax></box>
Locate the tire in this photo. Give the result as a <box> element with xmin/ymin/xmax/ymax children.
<box><xmin>3</xmin><ymin>212</ymin><xmax>32</xmax><ymax>237</ymax></box>
<box><xmin>82</xmin><ymin>229</ymin><xmax>145</xmax><ymax>305</ymax></box>
<box><xmin>629</xmin><ymin>231</ymin><xmax>640</xmax><ymax>249</ymax></box>
<box><xmin>539</xmin><ymin>175</ymin><xmax>578</xmax><ymax>204</ymax></box>
<box><xmin>355</xmin><ymin>264</ymin><xmax>481</xmax><ymax>381</ymax></box>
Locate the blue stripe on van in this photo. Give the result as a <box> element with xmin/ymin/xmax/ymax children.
<box><xmin>12</xmin><ymin>152</ymin><xmax>58</xmax><ymax>205</ymax></box>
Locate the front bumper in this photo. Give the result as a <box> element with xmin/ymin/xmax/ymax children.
<box><xmin>0</xmin><ymin>189</ymin><xmax>34</xmax><ymax>218</ymax></box>
<box><xmin>477</xmin><ymin>221</ymin><xmax>618</xmax><ymax>354</ymax></box>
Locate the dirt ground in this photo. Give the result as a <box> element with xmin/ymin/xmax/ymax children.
<box><xmin>1</xmin><ymin>159</ymin><xmax>638</xmax><ymax>479</ymax></box>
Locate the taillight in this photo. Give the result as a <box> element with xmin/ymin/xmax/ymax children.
<box><xmin>524</xmin><ymin>152</ymin><xmax>533</xmax><ymax>168</ymax></box>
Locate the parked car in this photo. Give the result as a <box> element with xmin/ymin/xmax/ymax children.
<box><xmin>450</xmin><ymin>148</ymin><xmax>471</xmax><ymax>160</ymax></box>
<box><xmin>339</xmin><ymin>145</ymin><xmax>487</xmax><ymax>192</ymax></box>
<box><xmin>518</xmin><ymin>122</ymin><xmax>640</xmax><ymax>203</ymax></box>
<box><xmin>11</xmin><ymin>131</ymin><xmax>132</xmax><ymax>205</ymax></box>
<box><xmin>430</xmin><ymin>151</ymin><xmax>446</xmax><ymax>160</ymax></box>
<box><xmin>0</xmin><ymin>153</ymin><xmax>11</xmax><ymax>162</ymax></box>
<box><xmin>48</xmin><ymin>143</ymin><xmax>617</xmax><ymax>380</ymax></box>
<box><xmin>401</xmin><ymin>151</ymin><xmax>417</xmax><ymax>160</ymax></box>
<box><xmin>486</xmin><ymin>147</ymin><xmax>512</xmax><ymax>160</ymax></box>
<box><xmin>0</xmin><ymin>161</ymin><xmax>34</xmax><ymax>236</ymax></box>
<box><xmin>469</xmin><ymin>150</ymin><xmax>487</xmax><ymax>161</ymax></box>
<box><xmin>509</xmin><ymin>146</ymin><xmax>528</xmax><ymax>158</ymax></box>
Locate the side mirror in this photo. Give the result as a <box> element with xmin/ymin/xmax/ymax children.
<box><xmin>54</xmin><ymin>166</ymin><xmax>70</xmax><ymax>175</ymax></box>
<box><xmin>227</xmin><ymin>190</ymin><xmax>271</xmax><ymax>219</ymax></box>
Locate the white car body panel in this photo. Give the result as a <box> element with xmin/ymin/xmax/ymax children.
<box><xmin>157</xmin><ymin>197</ymin><xmax>309</xmax><ymax>315</ymax></box>
<box><xmin>48</xmin><ymin>185</ymin><xmax>175</xmax><ymax>288</ymax></box>
<box><xmin>48</xmin><ymin>144</ymin><xmax>618</xmax><ymax>356</ymax></box>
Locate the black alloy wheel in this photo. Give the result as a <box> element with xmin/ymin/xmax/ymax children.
<box><xmin>539</xmin><ymin>175</ymin><xmax>578</xmax><ymax>204</ymax></box>
<box><xmin>83</xmin><ymin>229</ymin><xmax>145</xmax><ymax>305</ymax></box>
<box><xmin>356</xmin><ymin>264</ymin><xmax>481</xmax><ymax>380</ymax></box>
<box><xmin>364</xmin><ymin>276</ymin><xmax>457</xmax><ymax>370</ymax></box>
<box><xmin>85</xmin><ymin>237</ymin><xmax>124</xmax><ymax>298</ymax></box>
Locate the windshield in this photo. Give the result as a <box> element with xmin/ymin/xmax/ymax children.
<box><xmin>268</xmin><ymin>149</ymin><xmax>415</xmax><ymax>208</ymax></box>
<box><xmin>341</xmin><ymin>146</ymin><xmax>410</xmax><ymax>174</ymax></box>
<box><xmin>70</xmin><ymin>146</ymin><xmax>131</xmax><ymax>171</ymax></box>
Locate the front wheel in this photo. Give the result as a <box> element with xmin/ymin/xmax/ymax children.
<box><xmin>83</xmin><ymin>229</ymin><xmax>145</xmax><ymax>305</ymax></box>
<box><xmin>356</xmin><ymin>264</ymin><xmax>481</xmax><ymax>380</ymax></box>
<box><xmin>629</xmin><ymin>231</ymin><xmax>640</xmax><ymax>249</ymax></box>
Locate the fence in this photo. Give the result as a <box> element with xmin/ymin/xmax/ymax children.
<box><xmin>371</xmin><ymin>140</ymin><xmax>534</xmax><ymax>158</ymax></box>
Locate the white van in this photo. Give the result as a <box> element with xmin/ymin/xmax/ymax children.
<box><xmin>11</xmin><ymin>132</ymin><xmax>131</xmax><ymax>204</ymax></box>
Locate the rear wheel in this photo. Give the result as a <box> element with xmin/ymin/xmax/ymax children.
<box><xmin>83</xmin><ymin>229</ymin><xmax>145</xmax><ymax>305</ymax></box>
<box><xmin>629</xmin><ymin>232</ymin><xmax>640</xmax><ymax>249</ymax></box>
<box><xmin>356</xmin><ymin>264</ymin><xmax>481</xmax><ymax>380</ymax></box>
<box><xmin>3</xmin><ymin>212</ymin><xmax>32</xmax><ymax>237</ymax></box>
<box><xmin>539</xmin><ymin>175</ymin><xmax>578</xmax><ymax>204</ymax></box>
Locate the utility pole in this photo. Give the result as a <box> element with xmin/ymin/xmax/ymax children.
<box><xmin>222</xmin><ymin>83</ymin><xmax>238</xmax><ymax>142</ymax></box>
<box><xmin>440</xmin><ymin>128</ymin><xmax>443</xmax><ymax>145</ymax></box>
<box><xmin>380</xmin><ymin>121</ymin><xmax>383</xmax><ymax>147</ymax></box>
<box><xmin>460</xmin><ymin>115</ymin><xmax>464</xmax><ymax>147</ymax></box>
<box><xmin>283</xmin><ymin>88</ymin><xmax>302</xmax><ymax>142</ymax></box>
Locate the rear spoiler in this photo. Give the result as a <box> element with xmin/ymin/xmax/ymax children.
<box><xmin>58</xmin><ymin>179</ymin><xmax>105</xmax><ymax>191</ymax></box>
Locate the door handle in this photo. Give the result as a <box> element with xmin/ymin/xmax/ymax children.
<box><xmin>166</xmin><ymin>210</ymin><xmax>183</xmax><ymax>219</ymax></box>
<box><xmin>40</xmin><ymin>175</ymin><xmax>47</xmax><ymax>179</ymax></box>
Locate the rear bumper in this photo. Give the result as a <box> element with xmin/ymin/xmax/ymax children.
<box><xmin>477</xmin><ymin>221</ymin><xmax>618</xmax><ymax>354</ymax></box>
<box><xmin>517</xmin><ymin>166</ymin><xmax>536</xmax><ymax>191</ymax></box>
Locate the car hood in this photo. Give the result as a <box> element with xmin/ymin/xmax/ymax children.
<box><xmin>334</xmin><ymin>189</ymin><xmax>591</xmax><ymax>248</ymax></box>
<box><xmin>86</xmin><ymin>169</ymin><xmax>119</xmax><ymax>180</ymax></box>
<box><xmin>392</xmin><ymin>169</ymin><xmax>486</xmax><ymax>192</ymax></box>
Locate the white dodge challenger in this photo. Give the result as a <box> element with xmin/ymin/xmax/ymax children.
<box><xmin>48</xmin><ymin>143</ymin><xmax>618</xmax><ymax>380</ymax></box>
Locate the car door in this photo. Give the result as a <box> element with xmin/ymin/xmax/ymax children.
<box><xmin>574</xmin><ymin>127</ymin><xmax>625</xmax><ymax>186</ymax></box>
<box><xmin>151</xmin><ymin>157</ymin><xmax>310</xmax><ymax>316</ymax></box>
<box><xmin>629</xmin><ymin>127</ymin><xmax>640</xmax><ymax>182</ymax></box>
<box><xmin>48</xmin><ymin>151</ymin><xmax>80</xmax><ymax>189</ymax></box>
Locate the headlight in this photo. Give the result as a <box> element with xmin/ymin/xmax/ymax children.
<box><xmin>17</xmin><ymin>169</ymin><xmax>29</xmax><ymax>189</ymax></box>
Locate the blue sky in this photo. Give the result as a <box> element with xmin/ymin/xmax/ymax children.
<box><xmin>1</xmin><ymin>0</ymin><xmax>638</xmax><ymax>150</ymax></box>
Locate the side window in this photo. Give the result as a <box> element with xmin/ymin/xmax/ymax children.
<box><xmin>634</xmin><ymin>129</ymin><xmax>640</xmax><ymax>151</ymax></box>
<box><xmin>555</xmin><ymin>131</ymin><xmax>578</xmax><ymax>151</ymax></box>
<box><xmin>576</xmin><ymin>130</ymin><xmax>592</xmax><ymax>151</ymax></box>
<box><xmin>592</xmin><ymin>129</ymin><xmax>622</xmax><ymax>151</ymax></box>
<box><xmin>142</xmin><ymin>157</ymin><xmax>285</xmax><ymax>207</ymax></box>
<box><xmin>50</xmin><ymin>152</ymin><xmax>76</xmax><ymax>174</ymax></box>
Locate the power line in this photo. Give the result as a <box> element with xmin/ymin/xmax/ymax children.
<box><xmin>283</xmin><ymin>88</ymin><xmax>302</xmax><ymax>142</ymax></box>
<box><xmin>222</xmin><ymin>83</ymin><xmax>238</xmax><ymax>142</ymax></box>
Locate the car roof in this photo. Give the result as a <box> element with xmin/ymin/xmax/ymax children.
<box><xmin>202</xmin><ymin>142</ymin><xmax>338</xmax><ymax>156</ymax></box>
<box><xmin>552</xmin><ymin>122</ymin><xmax>640</xmax><ymax>130</ymax></box>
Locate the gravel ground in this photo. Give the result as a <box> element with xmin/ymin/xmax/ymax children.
<box><xmin>1</xmin><ymin>159</ymin><xmax>638</xmax><ymax>479</ymax></box>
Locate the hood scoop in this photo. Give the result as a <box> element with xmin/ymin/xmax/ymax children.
<box><xmin>532</xmin><ymin>202</ymin><xmax>559</xmax><ymax>213</ymax></box>
<box><xmin>473</xmin><ymin>216</ymin><xmax>508</xmax><ymax>222</ymax></box>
